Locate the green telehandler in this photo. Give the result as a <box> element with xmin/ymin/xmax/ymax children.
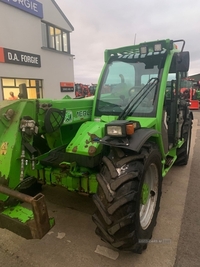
<box><xmin>0</xmin><ymin>39</ymin><xmax>193</xmax><ymax>253</ymax></box>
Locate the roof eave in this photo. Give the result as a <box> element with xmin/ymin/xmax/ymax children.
<box><xmin>51</xmin><ymin>0</ymin><xmax>74</xmax><ymax>31</ymax></box>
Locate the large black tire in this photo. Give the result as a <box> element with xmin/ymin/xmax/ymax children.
<box><xmin>175</xmin><ymin>116</ymin><xmax>192</xmax><ymax>166</ymax></box>
<box><xmin>92</xmin><ymin>145</ymin><xmax>162</xmax><ymax>253</ymax></box>
<box><xmin>5</xmin><ymin>177</ymin><xmax>42</xmax><ymax>207</ymax></box>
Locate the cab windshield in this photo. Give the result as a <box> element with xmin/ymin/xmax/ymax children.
<box><xmin>95</xmin><ymin>54</ymin><xmax>165</xmax><ymax>117</ymax></box>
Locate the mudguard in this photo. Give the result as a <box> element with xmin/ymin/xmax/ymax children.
<box><xmin>100</xmin><ymin>128</ymin><xmax>160</xmax><ymax>152</ymax></box>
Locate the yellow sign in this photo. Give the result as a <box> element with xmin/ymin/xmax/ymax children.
<box><xmin>0</xmin><ymin>142</ymin><xmax>8</xmax><ymax>155</ymax></box>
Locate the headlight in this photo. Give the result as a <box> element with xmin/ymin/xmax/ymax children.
<box><xmin>105</xmin><ymin>120</ymin><xmax>139</xmax><ymax>137</ymax></box>
<box><xmin>107</xmin><ymin>126</ymin><xmax>123</xmax><ymax>136</ymax></box>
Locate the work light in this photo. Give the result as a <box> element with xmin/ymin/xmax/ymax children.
<box><xmin>140</xmin><ymin>46</ymin><xmax>148</xmax><ymax>54</ymax></box>
<box><xmin>154</xmin><ymin>43</ymin><xmax>162</xmax><ymax>52</ymax></box>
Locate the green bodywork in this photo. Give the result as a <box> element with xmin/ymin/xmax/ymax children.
<box><xmin>196</xmin><ymin>90</ymin><xmax>200</xmax><ymax>101</ymax></box>
<box><xmin>2</xmin><ymin>205</ymin><xmax>34</xmax><ymax>223</ymax></box>
<box><xmin>141</xmin><ymin>183</ymin><xmax>150</xmax><ymax>205</ymax></box>
<box><xmin>0</xmin><ymin>38</ymin><xmax>190</xmax><ymax>236</ymax></box>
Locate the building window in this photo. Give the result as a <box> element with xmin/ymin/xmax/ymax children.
<box><xmin>41</xmin><ymin>22</ymin><xmax>47</xmax><ymax>47</ymax></box>
<box><xmin>42</xmin><ymin>22</ymin><xmax>69</xmax><ymax>53</ymax></box>
<box><xmin>1</xmin><ymin>78</ymin><xmax>43</xmax><ymax>100</ymax></box>
<box><xmin>63</xmin><ymin>32</ymin><xmax>68</xmax><ymax>52</ymax></box>
<box><xmin>55</xmin><ymin>28</ymin><xmax>62</xmax><ymax>51</ymax></box>
<box><xmin>48</xmin><ymin>25</ymin><xmax>55</xmax><ymax>49</ymax></box>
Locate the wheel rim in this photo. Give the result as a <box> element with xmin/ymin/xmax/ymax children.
<box><xmin>140</xmin><ymin>163</ymin><xmax>159</xmax><ymax>230</ymax></box>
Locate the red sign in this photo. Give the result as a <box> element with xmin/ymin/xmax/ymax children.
<box><xmin>60</xmin><ymin>82</ymin><xmax>74</xmax><ymax>93</ymax></box>
<box><xmin>60</xmin><ymin>82</ymin><xmax>74</xmax><ymax>87</ymax></box>
<box><xmin>0</xmin><ymin>47</ymin><xmax>5</xmax><ymax>63</ymax></box>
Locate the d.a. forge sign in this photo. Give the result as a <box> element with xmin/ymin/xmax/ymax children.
<box><xmin>0</xmin><ymin>47</ymin><xmax>41</xmax><ymax>67</ymax></box>
<box><xmin>0</xmin><ymin>0</ymin><xmax>43</xmax><ymax>18</ymax></box>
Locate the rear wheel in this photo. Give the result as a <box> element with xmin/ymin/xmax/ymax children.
<box><xmin>175</xmin><ymin>116</ymin><xmax>192</xmax><ymax>166</ymax></box>
<box><xmin>92</xmin><ymin>145</ymin><xmax>162</xmax><ymax>253</ymax></box>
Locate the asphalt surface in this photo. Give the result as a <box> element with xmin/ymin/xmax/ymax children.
<box><xmin>174</xmin><ymin>110</ymin><xmax>200</xmax><ymax>267</ymax></box>
<box><xmin>0</xmin><ymin>112</ymin><xmax>200</xmax><ymax>267</ymax></box>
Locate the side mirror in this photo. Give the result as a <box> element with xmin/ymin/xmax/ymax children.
<box><xmin>169</xmin><ymin>51</ymin><xmax>190</xmax><ymax>73</ymax></box>
<box><xmin>175</xmin><ymin>51</ymin><xmax>190</xmax><ymax>72</ymax></box>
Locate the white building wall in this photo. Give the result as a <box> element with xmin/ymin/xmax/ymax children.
<box><xmin>0</xmin><ymin>3</ymin><xmax>41</xmax><ymax>52</ymax></box>
<box><xmin>42</xmin><ymin>0</ymin><xmax>73</xmax><ymax>32</ymax></box>
<box><xmin>0</xmin><ymin>0</ymin><xmax>75</xmax><ymax>101</ymax></box>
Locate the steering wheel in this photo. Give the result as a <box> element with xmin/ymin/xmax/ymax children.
<box><xmin>128</xmin><ymin>86</ymin><xmax>142</xmax><ymax>97</ymax></box>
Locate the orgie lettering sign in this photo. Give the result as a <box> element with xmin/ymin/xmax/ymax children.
<box><xmin>0</xmin><ymin>0</ymin><xmax>43</xmax><ymax>18</ymax></box>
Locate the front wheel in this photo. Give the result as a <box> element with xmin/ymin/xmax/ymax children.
<box><xmin>92</xmin><ymin>145</ymin><xmax>162</xmax><ymax>253</ymax></box>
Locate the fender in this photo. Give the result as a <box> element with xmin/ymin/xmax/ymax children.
<box><xmin>100</xmin><ymin>128</ymin><xmax>160</xmax><ymax>153</ymax></box>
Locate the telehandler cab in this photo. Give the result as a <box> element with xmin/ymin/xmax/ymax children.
<box><xmin>0</xmin><ymin>39</ymin><xmax>193</xmax><ymax>253</ymax></box>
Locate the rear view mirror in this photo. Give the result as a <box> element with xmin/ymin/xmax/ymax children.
<box><xmin>176</xmin><ymin>51</ymin><xmax>190</xmax><ymax>72</ymax></box>
<box><xmin>169</xmin><ymin>51</ymin><xmax>190</xmax><ymax>73</ymax></box>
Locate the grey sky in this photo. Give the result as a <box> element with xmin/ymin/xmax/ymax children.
<box><xmin>56</xmin><ymin>0</ymin><xmax>200</xmax><ymax>84</ymax></box>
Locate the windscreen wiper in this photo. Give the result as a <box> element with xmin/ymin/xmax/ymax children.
<box><xmin>118</xmin><ymin>78</ymin><xmax>159</xmax><ymax>120</ymax></box>
<box><xmin>98</xmin><ymin>100</ymin><xmax>122</xmax><ymax>109</ymax></box>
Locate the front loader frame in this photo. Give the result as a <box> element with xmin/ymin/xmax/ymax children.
<box><xmin>0</xmin><ymin>185</ymin><xmax>54</xmax><ymax>239</ymax></box>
